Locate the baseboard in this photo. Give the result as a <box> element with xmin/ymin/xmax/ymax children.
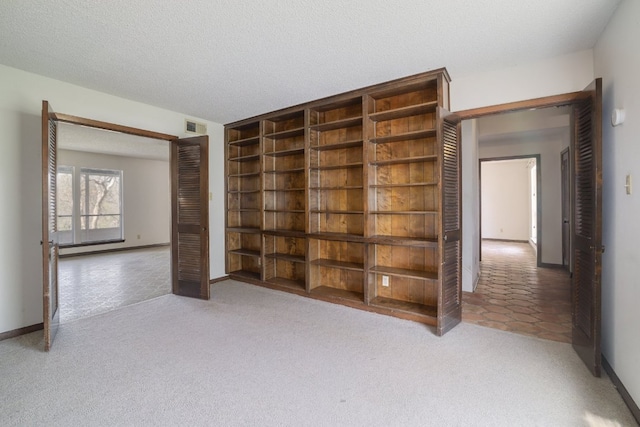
<box><xmin>602</xmin><ymin>356</ymin><xmax>640</xmax><ymax>424</ymax></box>
<box><xmin>482</xmin><ymin>238</ymin><xmax>529</xmax><ymax>243</ymax></box>
<box><xmin>0</xmin><ymin>322</ymin><xmax>43</xmax><ymax>342</ymax></box>
<box><xmin>210</xmin><ymin>275</ymin><xmax>230</xmax><ymax>284</ymax></box>
<box><xmin>60</xmin><ymin>243</ymin><xmax>170</xmax><ymax>258</ymax></box>
<box><xmin>539</xmin><ymin>262</ymin><xmax>564</xmax><ymax>269</ymax></box>
<box><xmin>472</xmin><ymin>272</ymin><xmax>480</xmax><ymax>292</ymax></box>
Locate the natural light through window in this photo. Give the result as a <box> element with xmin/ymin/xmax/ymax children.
<box><xmin>57</xmin><ymin>166</ymin><xmax>124</xmax><ymax>246</ymax></box>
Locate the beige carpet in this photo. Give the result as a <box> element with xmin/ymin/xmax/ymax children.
<box><xmin>0</xmin><ymin>280</ymin><xmax>635</xmax><ymax>426</ymax></box>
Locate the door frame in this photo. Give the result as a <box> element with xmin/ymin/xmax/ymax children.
<box><xmin>560</xmin><ymin>147</ymin><xmax>571</xmax><ymax>271</ymax></box>
<box><xmin>455</xmin><ymin>86</ymin><xmax>602</xmax><ymax>376</ymax></box>
<box><xmin>42</xmin><ymin>108</ymin><xmax>210</xmax><ymax>349</ymax></box>
<box><xmin>478</xmin><ymin>154</ymin><xmax>542</xmax><ymax>267</ymax></box>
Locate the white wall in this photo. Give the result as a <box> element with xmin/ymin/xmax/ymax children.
<box><xmin>58</xmin><ymin>150</ymin><xmax>170</xmax><ymax>255</ymax></box>
<box><xmin>451</xmin><ymin>49</ymin><xmax>595</xmax><ymax>112</ymax></box>
<box><xmin>479</xmin><ymin>132</ymin><xmax>568</xmax><ymax>265</ymax></box>
<box><xmin>594</xmin><ymin>0</ymin><xmax>640</xmax><ymax>408</ymax></box>
<box><xmin>461</xmin><ymin>120</ymin><xmax>479</xmax><ymax>292</ymax></box>
<box><xmin>0</xmin><ymin>64</ymin><xmax>225</xmax><ymax>334</ymax></box>
<box><xmin>481</xmin><ymin>160</ymin><xmax>530</xmax><ymax>241</ymax></box>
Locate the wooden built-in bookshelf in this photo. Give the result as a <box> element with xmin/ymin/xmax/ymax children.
<box><xmin>225</xmin><ymin>68</ymin><xmax>461</xmax><ymax>335</ymax></box>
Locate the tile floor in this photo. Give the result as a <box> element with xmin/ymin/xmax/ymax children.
<box><xmin>59</xmin><ymin>246</ymin><xmax>171</xmax><ymax>323</ymax></box>
<box><xmin>462</xmin><ymin>240</ymin><xmax>572</xmax><ymax>343</ymax></box>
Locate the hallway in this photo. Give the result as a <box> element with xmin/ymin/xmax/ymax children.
<box><xmin>462</xmin><ymin>240</ymin><xmax>571</xmax><ymax>343</ymax></box>
<box><xmin>59</xmin><ymin>246</ymin><xmax>171</xmax><ymax>323</ymax></box>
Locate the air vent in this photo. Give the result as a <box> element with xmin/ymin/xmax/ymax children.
<box><xmin>185</xmin><ymin>119</ymin><xmax>207</xmax><ymax>135</ymax></box>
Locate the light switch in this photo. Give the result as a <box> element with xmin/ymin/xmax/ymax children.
<box><xmin>209</xmin><ymin>191</ymin><xmax>212</xmax><ymax>201</ymax></box>
<box><xmin>626</xmin><ymin>175</ymin><xmax>632</xmax><ymax>195</ymax></box>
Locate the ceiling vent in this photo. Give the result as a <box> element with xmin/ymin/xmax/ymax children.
<box><xmin>185</xmin><ymin>119</ymin><xmax>207</xmax><ymax>135</ymax></box>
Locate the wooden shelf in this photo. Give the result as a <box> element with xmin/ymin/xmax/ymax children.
<box><xmin>263</xmin><ymin>167</ymin><xmax>305</xmax><ymax>174</ymax></box>
<box><xmin>228</xmin><ymin>136</ymin><xmax>260</xmax><ymax>147</ymax></box>
<box><xmin>369</xmin><ymin>296</ymin><xmax>436</xmax><ymax>318</ymax></box>
<box><xmin>265</xmin><ymin>277</ymin><xmax>306</xmax><ymax>290</ymax></box>
<box><xmin>264</xmin><ymin>188</ymin><xmax>305</xmax><ymax>192</ymax></box>
<box><xmin>370</xmin><ymin>129</ymin><xmax>436</xmax><ymax>144</ymax></box>
<box><xmin>310</xmin><ymin>286</ymin><xmax>363</xmax><ymax>303</ymax></box>
<box><xmin>370</xmin><ymin>183</ymin><xmax>437</xmax><ymax>188</ymax></box>
<box><xmin>310</xmin><ymin>210</ymin><xmax>363</xmax><ymax>215</ymax></box>
<box><xmin>310</xmin><ymin>162</ymin><xmax>363</xmax><ymax>171</ymax></box>
<box><xmin>371</xmin><ymin>210</ymin><xmax>438</xmax><ymax>215</ymax></box>
<box><xmin>229</xmin><ymin>248</ymin><xmax>260</xmax><ymax>258</ymax></box>
<box><xmin>309</xmin><ymin>116</ymin><xmax>362</xmax><ymax>132</ymax></box>
<box><xmin>229</xmin><ymin>270</ymin><xmax>261</xmax><ymax>281</ymax></box>
<box><xmin>228</xmin><ymin>172</ymin><xmax>260</xmax><ymax>178</ymax></box>
<box><xmin>226</xmin><ymin>227</ymin><xmax>261</xmax><ymax>234</ymax></box>
<box><xmin>265</xmin><ymin>209</ymin><xmax>305</xmax><ymax>213</ymax></box>
<box><xmin>265</xmin><ymin>253</ymin><xmax>306</xmax><ymax>263</ymax></box>
<box><xmin>309</xmin><ymin>185</ymin><xmax>363</xmax><ymax>190</ymax></box>
<box><xmin>263</xmin><ymin>229</ymin><xmax>306</xmax><ymax>238</ymax></box>
<box><xmin>370</xmin><ymin>265</ymin><xmax>437</xmax><ymax>281</ymax></box>
<box><xmin>263</xmin><ymin>147</ymin><xmax>305</xmax><ymax>157</ymax></box>
<box><xmin>263</xmin><ymin>127</ymin><xmax>305</xmax><ymax>140</ymax></box>
<box><xmin>369</xmin><ymin>235</ymin><xmax>438</xmax><ymax>247</ymax></box>
<box><xmin>311</xmin><ymin>258</ymin><xmax>364</xmax><ymax>271</ymax></box>
<box><xmin>307</xmin><ymin>232</ymin><xmax>366</xmax><ymax>242</ymax></box>
<box><xmin>228</xmin><ymin>154</ymin><xmax>260</xmax><ymax>162</ymax></box>
<box><xmin>310</xmin><ymin>139</ymin><xmax>363</xmax><ymax>151</ymax></box>
<box><xmin>370</xmin><ymin>155</ymin><xmax>437</xmax><ymax>166</ymax></box>
<box><xmin>228</xmin><ymin>189</ymin><xmax>261</xmax><ymax>194</ymax></box>
<box><xmin>228</xmin><ymin>209</ymin><xmax>260</xmax><ymax>213</ymax></box>
<box><xmin>368</xmin><ymin>101</ymin><xmax>438</xmax><ymax>122</ymax></box>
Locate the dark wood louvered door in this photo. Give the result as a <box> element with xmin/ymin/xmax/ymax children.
<box><xmin>571</xmin><ymin>78</ymin><xmax>603</xmax><ymax>377</ymax></box>
<box><xmin>41</xmin><ymin>100</ymin><xmax>60</xmax><ymax>351</ymax></box>
<box><xmin>171</xmin><ymin>136</ymin><xmax>210</xmax><ymax>299</ymax></box>
<box><xmin>437</xmin><ymin>109</ymin><xmax>462</xmax><ymax>336</ymax></box>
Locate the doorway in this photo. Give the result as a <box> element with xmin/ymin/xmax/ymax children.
<box><xmin>456</xmin><ymin>81</ymin><xmax>604</xmax><ymax>376</ymax></box>
<box><xmin>41</xmin><ymin>103</ymin><xmax>211</xmax><ymax>351</ymax></box>
<box><xmin>56</xmin><ymin>122</ymin><xmax>172</xmax><ymax>323</ymax></box>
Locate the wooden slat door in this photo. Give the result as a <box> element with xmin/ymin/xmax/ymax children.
<box><xmin>171</xmin><ymin>136</ymin><xmax>210</xmax><ymax>299</ymax></box>
<box><xmin>437</xmin><ymin>108</ymin><xmax>462</xmax><ymax>336</ymax></box>
<box><xmin>571</xmin><ymin>78</ymin><xmax>603</xmax><ymax>376</ymax></box>
<box><xmin>41</xmin><ymin>100</ymin><xmax>60</xmax><ymax>351</ymax></box>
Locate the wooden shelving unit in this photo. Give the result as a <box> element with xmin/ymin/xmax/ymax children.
<box><xmin>225</xmin><ymin>68</ymin><xmax>461</xmax><ymax>335</ymax></box>
<box><xmin>226</xmin><ymin>121</ymin><xmax>262</xmax><ymax>280</ymax></box>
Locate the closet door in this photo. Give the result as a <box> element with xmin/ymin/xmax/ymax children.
<box><xmin>571</xmin><ymin>78</ymin><xmax>603</xmax><ymax>377</ymax></box>
<box><xmin>437</xmin><ymin>109</ymin><xmax>462</xmax><ymax>336</ymax></box>
<box><xmin>171</xmin><ymin>136</ymin><xmax>210</xmax><ymax>299</ymax></box>
<box><xmin>41</xmin><ymin>100</ymin><xmax>60</xmax><ymax>351</ymax></box>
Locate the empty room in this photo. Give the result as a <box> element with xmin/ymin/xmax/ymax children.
<box><xmin>1</xmin><ymin>1</ymin><xmax>639</xmax><ymax>425</ymax></box>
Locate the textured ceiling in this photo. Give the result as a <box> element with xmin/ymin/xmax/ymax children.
<box><xmin>0</xmin><ymin>1</ymin><xmax>620</xmax><ymax>124</ymax></box>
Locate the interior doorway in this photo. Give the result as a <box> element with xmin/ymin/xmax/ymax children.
<box><xmin>56</xmin><ymin>122</ymin><xmax>172</xmax><ymax>323</ymax></box>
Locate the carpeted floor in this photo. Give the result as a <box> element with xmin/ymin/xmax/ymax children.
<box><xmin>0</xmin><ymin>280</ymin><xmax>634</xmax><ymax>426</ymax></box>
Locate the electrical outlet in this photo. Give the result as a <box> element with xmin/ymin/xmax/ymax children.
<box><xmin>382</xmin><ymin>275</ymin><xmax>390</xmax><ymax>287</ymax></box>
<box><xmin>626</xmin><ymin>174</ymin><xmax>632</xmax><ymax>195</ymax></box>
<box><xmin>136</xmin><ymin>234</ymin><xmax>141</xmax><ymax>240</ymax></box>
<box><xmin>209</xmin><ymin>192</ymin><xmax>212</xmax><ymax>201</ymax></box>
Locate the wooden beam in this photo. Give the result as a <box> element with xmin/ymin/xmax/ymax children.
<box><xmin>454</xmin><ymin>92</ymin><xmax>583</xmax><ymax>120</ymax></box>
<box><xmin>54</xmin><ymin>113</ymin><xmax>177</xmax><ymax>141</ymax></box>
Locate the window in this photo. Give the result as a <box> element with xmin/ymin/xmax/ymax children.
<box><xmin>57</xmin><ymin>166</ymin><xmax>124</xmax><ymax>246</ymax></box>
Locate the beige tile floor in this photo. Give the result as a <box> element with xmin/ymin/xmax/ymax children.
<box><xmin>462</xmin><ymin>240</ymin><xmax>572</xmax><ymax>343</ymax></box>
<box><xmin>59</xmin><ymin>246</ymin><xmax>171</xmax><ymax>323</ymax></box>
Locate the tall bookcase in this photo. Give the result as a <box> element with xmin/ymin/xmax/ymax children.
<box><xmin>225</xmin><ymin>68</ymin><xmax>461</xmax><ymax>335</ymax></box>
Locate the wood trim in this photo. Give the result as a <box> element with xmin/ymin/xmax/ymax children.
<box><xmin>59</xmin><ymin>243</ymin><xmax>170</xmax><ymax>258</ymax></box>
<box><xmin>0</xmin><ymin>323</ymin><xmax>44</xmax><ymax>342</ymax></box>
<box><xmin>454</xmin><ymin>92</ymin><xmax>583</xmax><ymax>120</ymax></box>
<box><xmin>602</xmin><ymin>356</ymin><xmax>640</xmax><ymax>424</ymax></box>
<box><xmin>210</xmin><ymin>276</ymin><xmax>230</xmax><ymax>284</ymax></box>
<box><xmin>54</xmin><ymin>113</ymin><xmax>177</xmax><ymax>141</ymax></box>
<box><xmin>539</xmin><ymin>262</ymin><xmax>565</xmax><ymax>269</ymax></box>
